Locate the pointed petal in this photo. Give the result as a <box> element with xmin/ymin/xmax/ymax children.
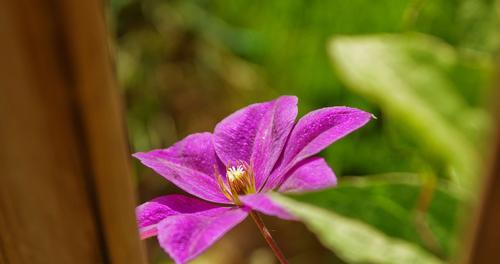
<box><xmin>264</xmin><ymin>107</ymin><xmax>371</xmax><ymax>190</ymax></box>
<box><xmin>133</xmin><ymin>132</ymin><xmax>230</xmax><ymax>204</ymax></box>
<box><xmin>157</xmin><ymin>207</ymin><xmax>248</xmax><ymax>264</ymax></box>
<box><xmin>213</xmin><ymin>96</ymin><xmax>298</xmax><ymax>189</ymax></box>
<box><xmin>283</xmin><ymin>107</ymin><xmax>371</xmax><ymax>165</ymax></box>
<box><xmin>278</xmin><ymin>157</ymin><xmax>337</xmax><ymax>193</ymax></box>
<box><xmin>240</xmin><ymin>193</ymin><xmax>296</xmax><ymax>220</ymax></box>
<box><xmin>136</xmin><ymin>195</ymin><xmax>219</xmax><ymax>239</ymax></box>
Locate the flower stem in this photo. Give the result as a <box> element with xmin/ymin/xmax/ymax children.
<box><xmin>249</xmin><ymin>211</ymin><xmax>288</xmax><ymax>264</ymax></box>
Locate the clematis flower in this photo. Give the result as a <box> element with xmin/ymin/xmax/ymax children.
<box><xmin>134</xmin><ymin>96</ymin><xmax>372</xmax><ymax>263</ymax></box>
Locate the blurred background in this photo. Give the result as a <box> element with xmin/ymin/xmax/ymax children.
<box><xmin>108</xmin><ymin>0</ymin><xmax>499</xmax><ymax>263</ymax></box>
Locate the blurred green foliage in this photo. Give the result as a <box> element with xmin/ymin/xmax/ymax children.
<box><xmin>109</xmin><ymin>0</ymin><xmax>499</xmax><ymax>263</ymax></box>
<box><xmin>329</xmin><ymin>33</ymin><xmax>492</xmax><ymax>193</ymax></box>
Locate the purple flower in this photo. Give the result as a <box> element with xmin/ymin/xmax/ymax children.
<box><xmin>134</xmin><ymin>96</ymin><xmax>372</xmax><ymax>263</ymax></box>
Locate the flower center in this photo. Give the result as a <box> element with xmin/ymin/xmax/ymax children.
<box><xmin>214</xmin><ymin>161</ymin><xmax>256</xmax><ymax>205</ymax></box>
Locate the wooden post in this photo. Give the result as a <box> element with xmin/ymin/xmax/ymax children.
<box><xmin>463</xmin><ymin>55</ymin><xmax>500</xmax><ymax>263</ymax></box>
<box><xmin>0</xmin><ymin>0</ymin><xmax>146</xmax><ymax>263</ymax></box>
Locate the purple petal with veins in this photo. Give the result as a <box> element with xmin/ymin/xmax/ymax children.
<box><xmin>133</xmin><ymin>132</ymin><xmax>231</xmax><ymax>204</ymax></box>
<box><xmin>213</xmin><ymin>96</ymin><xmax>297</xmax><ymax>189</ymax></box>
<box><xmin>157</xmin><ymin>207</ymin><xmax>248</xmax><ymax>264</ymax></box>
<box><xmin>136</xmin><ymin>194</ymin><xmax>219</xmax><ymax>239</ymax></box>
<box><xmin>263</xmin><ymin>107</ymin><xmax>371</xmax><ymax>190</ymax></box>
<box><xmin>278</xmin><ymin>157</ymin><xmax>337</xmax><ymax>193</ymax></box>
<box><xmin>240</xmin><ymin>193</ymin><xmax>296</xmax><ymax>220</ymax></box>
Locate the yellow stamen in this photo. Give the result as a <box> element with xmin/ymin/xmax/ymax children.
<box><xmin>214</xmin><ymin>165</ymin><xmax>233</xmax><ymax>202</ymax></box>
<box><xmin>214</xmin><ymin>160</ymin><xmax>256</xmax><ymax>205</ymax></box>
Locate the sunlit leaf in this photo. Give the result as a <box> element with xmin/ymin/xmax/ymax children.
<box><xmin>328</xmin><ymin>33</ymin><xmax>492</xmax><ymax>193</ymax></box>
<box><xmin>271</xmin><ymin>192</ymin><xmax>444</xmax><ymax>264</ymax></box>
<box><xmin>289</xmin><ymin>174</ymin><xmax>461</xmax><ymax>258</ymax></box>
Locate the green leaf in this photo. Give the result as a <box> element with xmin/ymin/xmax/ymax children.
<box><xmin>328</xmin><ymin>33</ymin><xmax>492</xmax><ymax>192</ymax></box>
<box><xmin>290</xmin><ymin>174</ymin><xmax>461</xmax><ymax>259</ymax></box>
<box><xmin>271</xmin><ymin>192</ymin><xmax>445</xmax><ymax>264</ymax></box>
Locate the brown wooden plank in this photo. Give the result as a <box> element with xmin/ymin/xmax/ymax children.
<box><xmin>56</xmin><ymin>0</ymin><xmax>147</xmax><ymax>263</ymax></box>
<box><xmin>462</xmin><ymin>56</ymin><xmax>500</xmax><ymax>263</ymax></box>
<box><xmin>0</xmin><ymin>0</ymin><xmax>145</xmax><ymax>263</ymax></box>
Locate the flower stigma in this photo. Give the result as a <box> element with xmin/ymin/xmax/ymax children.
<box><xmin>214</xmin><ymin>160</ymin><xmax>256</xmax><ymax>205</ymax></box>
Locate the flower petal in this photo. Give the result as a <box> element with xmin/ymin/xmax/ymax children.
<box><xmin>157</xmin><ymin>207</ymin><xmax>248</xmax><ymax>264</ymax></box>
<box><xmin>213</xmin><ymin>96</ymin><xmax>297</xmax><ymax>189</ymax></box>
<box><xmin>278</xmin><ymin>157</ymin><xmax>337</xmax><ymax>193</ymax></box>
<box><xmin>133</xmin><ymin>132</ymin><xmax>230</xmax><ymax>204</ymax></box>
<box><xmin>240</xmin><ymin>193</ymin><xmax>296</xmax><ymax>220</ymax></box>
<box><xmin>264</xmin><ymin>107</ymin><xmax>371</xmax><ymax>190</ymax></box>
<box><xmin>136</xmin><ymin>194</ymin><xmax>219</xmax><ymax>239</ymax></box>
<box><xmin>283</xmin><ymin>106</ymin><xmax>371</xmax><ymax>166</ymax></box>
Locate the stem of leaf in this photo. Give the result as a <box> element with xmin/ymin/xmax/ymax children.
<box><xmin>249</xmin><ymin>211</ymin><xmax>288</xmax><ymax>264</ymax></box>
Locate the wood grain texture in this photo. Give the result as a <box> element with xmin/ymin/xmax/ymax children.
<box><xmin>0</xmin><ymin>0</ymin><xmax>146</xmax><ymax>263</ymax></box>
<box><xmin>462</xmin><ymin>56</ymin><xmax>500</xmax><ymax>263</ymax></box>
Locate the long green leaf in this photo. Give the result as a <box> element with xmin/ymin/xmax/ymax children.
<box><xmin>290</xmin><ymin>174</ymin><xmax>460</xmax><ymax>258</ymax></box>
<box><xmin>328</xmin><ymin>33</ymin><xmax>491</xmax><ymax>192</ymax></box>
<box><xmin>271</xmin><ymin>193</ymin><xmax>444</xmax><ymax>264</ymax></box>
